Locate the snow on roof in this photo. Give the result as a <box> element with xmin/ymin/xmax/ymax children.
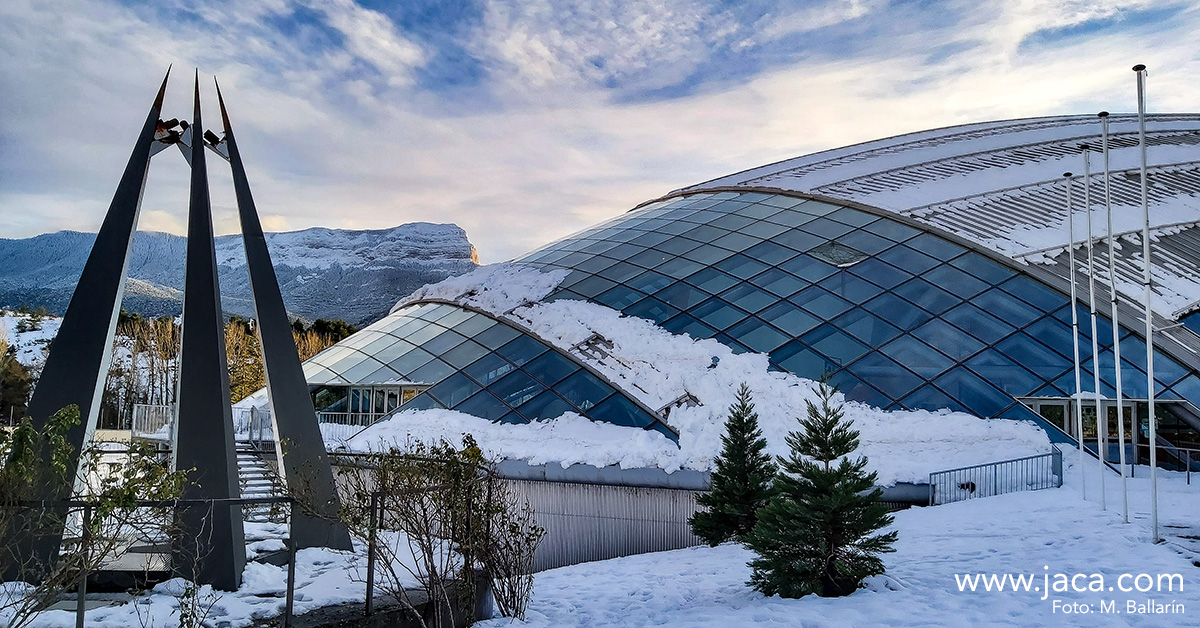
<box><xmin>682</xmin><ymin>113</ymin><xmax>1200</xmax><ymax>319</ymax></box>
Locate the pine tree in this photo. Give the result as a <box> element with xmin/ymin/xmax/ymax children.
<box><xmin>689</xmin><ymin>383</ymin><xmax>776</xmax><ymax>546</ymax></box>
<box><xmin>745</xmin><ymin>381</ymin><xmax>897</xmax><ymax>598</ymax></box>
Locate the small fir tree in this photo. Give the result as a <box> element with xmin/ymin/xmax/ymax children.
<box><xmin>689</xmin><ymin>384</ymin><xmax>776</xmax><ymax>546</ymax></box>
<box><xmin>745</xmin><ymin>381</ymin><xmax>897</xmax><ymax>598</ymax></box>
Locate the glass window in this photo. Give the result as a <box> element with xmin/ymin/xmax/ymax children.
<box><xmin>792</xmin><ymin>286</ymin><xmax>853</xmax><ymax>319</ymax></box>
<box><xmin>655</xmin><ymin>256</ymin><xmax>706</xmax><ymax>279</ymax></box>
<box><xmin>426</xmin><ymin>373</ymin><xmax>482</xmax><ymax>407</ymax></box>
<box><xmin>691</xmin><ymin>297</ymin><xmax>750</xmax><ymax>330</ymax></box>
<box><xmin>893</xmin><ymin>277</ymin><xmax>959</xmax><ymax>314</ymax></box>
<box><xmin>861</xmin><ymin>292</ymin><xmax>931</xmax><ymax>331</ymax></box>
<box><xmin>906</xmin><ymin>232</ymin><xmax>966</xmax><ymax>260</ymax></box>
<box><xmin>950</xmin><ymin>252</ymin><xmax>1015</xmax><ymax>284</ymax></box>
<box><xmin>441</xmin><ymin>339</ymin><xmax>490</xmax><ymax>369</ymax></box>
<box><xmin>715</xmin><ymin>254</ymin><xmax>770</xmax><ymax>279</ymax></box>
<box><xmin>819</xmin><ymin>273</ymin><xmax>882</xmax><ymax>303</ymax></box>
<box><xmin>628</xmin><ymin>248</ymin><xmax>671</xmax><ymax>269</ymax></box>
<box><xmin>778</xmin><ymin>255</ymin><xmax>837</xmax><ymax>283</ymax></box>
<box><xmin>774</xmin><ymin>229</ymin><xmax>824</xmax><ymax>253</ymax></box>
<box><xmin>523</xmin><ymin>351</ymin><xmax>578</xmax><ymax>386</ymax></box>
<box><xmin>398</xmin><ymin>392</ymin><xmax>445</xmax><ymax>412</ymax></box>
<box><xmin>995</xmin><ymin>333</ymin><xmax>1072</xmax><ymax>380</ymax></box>
<box><xmin>616</xmin><ymin>293</ymin><xmax>672</xmax><ymax>321</ymax></box>
<box><xmin>742</xmin><ymin>240</ymin><xmax>797</xmax><ymax>265</ymax></box>
<box><xmin>589</xmin><ymin>395</ymin><xmax>654</xmax><ymax>428</ymax></box>
<box><xmin>911</xmin><ymin>319</ymin><xmax>985</xmax><ymax>361</ymax></box>
<box><xmin>831</xmin><ymin>308</ymin><xmax>902</xmax><ymax>346</ymax></box>
<box><xmin>711</xmin><ymin>231</ymin><xmax>760</xmax><ymax>252</ymax></box>
<box><xmin>847</xmin><ymin>257</ymin><xmax>910</xmax><ymax>289</ymax></box>
<box><xmin>403</xmin><ymin>322</ymin><xmax>444</xmax><ymax>346</ymax></box>
<box><xmin>770</xmin><ymin>341</ymin><xmax>838</xmax><ymax>377</ymax></box>
<box><xmin>941</xmin><ymin>302</ymin><xmax>1016</xmax><ymax>344</ymax></box>
<box><xmin>726</xmin><ymin>317</ymin><xmax>790</xmax><ymax>354</ymax></box>
<box><xmin>686</xmin><ymin>267</ymin><xmax>740</xmax><ymax>295</ymax></box>
<box><xmin>389</xmin><ymin>347</ymin><xmax>437</xmax><ymax>378</ymax></box>
<box><xmin>719</xmin><ymin>283</ymin><xmax>776</xmax><ymax>313</ymax></box>
<box><xmin>862</xmin><ymin>219</ymin><xmax>920</xmax><ymax>242</ymax></box>
<box><xmin>475</xmin><ymin>323</ymin><xmax>521</xmax><ymax>350</ymax></box>
<box><xmin>653</xmin><ymin>236</ymin><xmax>702</xmax><ymax>256</ymax></box>
<box><xmin>682</xmin><ymin>243</ymin><xmax>736</xmax><ymax>265</ymax></box>
<box><xmin>372</xmin><ymin>339</ymin><xmax>417</xmax><ymax>365</ymax></box>
<box><xmin>759</xmin><ymin>301</ymin><xmax>821</xmax><ymax>336</ymax></box>
<box><xmin>597</xmin><ymin>261</ymin><xmax>643</xmax><ymax>283</ymax></box>
<box><xmin>933</xmin><ymin>367</ymin><xmax>1015</xmax><ymax>417</ymax></box>
<box><xmin>489</xmin><ymin>370</ymin><xmax>542</xmax><ymax>407</ymax></box>
<box><xmin>680</xmin><ymin>224</ymin><xmax>728</xmax><ymax>243</ymax></box>
<box><xmin>455</xmin><ymin>389</ymin><xmax>511</xmax><ymax>422</ymax></box>
<box><xmin>899</xmin><ymin>385</ymin><xmax>966</xmax><ymax>413</ymax></box>
<box><xmin>964</xmin><ymin>349</ymin><xmax>1042</xmax><ymax>395</ymax></box>
<box><xmin>556</xmin><ymin>369</ymin><xmax>612</xmax><ymax>411</ymax></box>
<box><xmin>924</xmin><ymin>264</ymin><xmax>989</xmax><ymax>298</ymax></box>
<box><xmin>625</xmin><ymin>270</ymin><xmax>674</xmax><ymax>294</ymax></box>
<box><xmin>801</xmin><ymin>324</ymin><xmax>871</xmax><ymax>366</ymax></box>
<box><xmin>1001</xmin><ymin>275</ymin><xmax>1065</xmax><ymax>313</ymax></box>
<box><xmin>710</xmin><ymin>213</ymin><xmax>756</xmax><ymax>231</ymax></box>
<box><xmin>463</xmin><ymin>353</ymin><xmax>516</xmax><ymax>386</ymax></box>
<box><xmin>969</xmin><ymin>289</ymin><xmax>1041</xmax><ymax>328</ymax></box>
<box><xmin>766</xmin><ymin>209</ymin><xmax>818</xmax><ymax>229</ymax></box>
<box><xmin>407</xmin><ymin>358</ymin><xmax>455</xmax><ymax>385</ymax></box>
<box><xmin>739</xmin><ymin>220</ymin><xmax>791</xmax><ymax>241</ymax></box>
<box><xmin>496</xmin><ymin>335</ymin><xmax>548</xmax><ymax>367</ymax></box>
<box><xmin>658</xmin><ymin>282</ymin><xmax>710</xmax><ymax>310</ymax></box>
<box><xmin>879</xmin><ymin>335</ymin><xmax>954</xmax><ymax>378</ymax></box>
<box><xmin>827</xmin><ymin>207</ymin><xmax>876</xmax><ymax>227</ymax></box>
<box><xmin>660</xmin><ymin>313</ymin><xmax>719</xmax><ymax>339</ymax></box>
<box><xmin>436</xmin><ymin>308</ymin><xmax>473</xmax><ymax>329</ymax></box>
<box><xmin>595</xmin><ymin>285</ymin><xmax>646</xmax><ymax>310</ymax></box>
<box><xmin>518</xmin><ymin>391</ymin><xmax>574</xmax><ymax>421</ymax></box>
<box><xmin>569</xmin><ymin>275</ymin><xmax>618</xmax><ymax>298</ymax></box>
<box><xmin>878</xmin><ymin>245</ymin><xmax>940</xmax><ymax>275</ymax></box>
<box><xmin>827</xmin><ymin>371</ymin><xmax>891</xmax><ymax>408</ymax></box>
<box><xmin>847</xmin><ymin>352</ymin><xmax>923</xmax><ymax>399</ymax></box>
<box><xmin>423</xmin><ymin>329</ymin><xmax>467</xmax><ymax>355</ymax></box>
<box><xmin>573</xmin><ymin>255</ymin><xmax>619</xmax><ymax>274</ymax></box>
<box><xmin>838</xmin><ymin>229</ymin><xmax>894</xmax><ymax>255</ymax></box>
<box><xmin>750</xmin><ymin>267</ymin><xmax>808</xmax><ymax>298</ymax></box>
<box><xmin>451</xmin><ymin>314</ymin><xmax>495</xmax><ymax>338</ymax></box>
<box><xmin>801</xmin><ymin>219</ymin><xmax>855</xmax><ymax>241</ymax></box>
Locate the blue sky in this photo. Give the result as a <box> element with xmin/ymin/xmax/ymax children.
<box><xmin>2</xmin><ymin>0</ymin><xmax>1199</xmax><ymax>262</ymax></box>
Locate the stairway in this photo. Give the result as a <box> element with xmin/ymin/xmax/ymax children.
<box><xmin>236</xmin><ymin>442</ymin><xmax>284</xmax><ymax>522</ymax></box>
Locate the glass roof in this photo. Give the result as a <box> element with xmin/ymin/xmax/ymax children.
<box><xmin>304</xmin><ymin>301</ymin><xmax>675</xmax><ymax>439</ymax></box>
<box><xmin>513</xmin><ymin>191</ymin><xmax>1200</xmax><ymax>426</ymax></box>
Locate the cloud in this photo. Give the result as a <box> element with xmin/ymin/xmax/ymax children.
<box><xmin>1</xmin><ymin>0</ymin><xmax>1197</xmax><ymax>265</ymax></box>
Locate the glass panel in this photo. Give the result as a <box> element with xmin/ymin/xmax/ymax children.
<box><xmin>899</xmin><ymin>384</ymin><xmax>966</xmax><ymax>413</ymax></box>
<box><xmin>571</xmin><ymin>275</ymin><xmax>618</xmax><ymax>298</ymax></box>
<box><xmin>964</xmin><ymin>349</ymin><xmax>1042</xmax><ymax>395</ymax></box>
<box><xmin>681</xmin><ymin>244</ymin><xmax>735</xmax><ymax>265</ymax></box>
<box><xmin>759</xmin><ymin>301</ymin><xmax>822</xmax><ymax>336</ymax></box>
<box><xmin>774</xmin><ymin>229</ymin><xmax>824</xmax><ymax>253</ymax></box>
<box><xmin>906</xmin><ymin>232</ymin><xmax>966</xmax><ymax>260</ymax></box>
<box><xmin>969</xmin><ymin>289</ymin><xmax>1041</xmax><ymax>328</ymax></box>
<box><xmin>862</xmin><ymin>219</ymin><xmax>920</xmax><ymax>242</ymax></box>
<box><xmin>837</xmin><ymin>229</ymin><xmax>894</xmax><ymax>255</ymax></box>
<box><xmin>1000</xmin><ymin>275</ymin><xmax>1065</xmax><ymax>312</ymax></box>
<box><xmin>625</xmin><ymin>270</ymin><xmax>673</xmax><ymax>294</ymax></box>
<box><xmin>441</xmin><ymin>340</ymin><xmax>490</xmax><ymax>369</ymax></box>
<box><xmin>933</xmin><ymin>367</ymin><xmax>1015</xmax><ymax>417</ymax></box>
<box><xmin>658</xmin><ymin>282</ymin><xmax>710</xmax><ymax>310</ymax></box>
<box><xmin>597</xmin><ymin>261</ymin><xmax>643</xmax><ymax>283</ymax></box>
<box><xmin>827</xmin><ymin>371</ymin><xmax>891</xmax><ymax>407</ymax></box>
<box><xmin>848</xmin><ymin>352</ymin><xmax>923</xmax><ymax>399</ymax></box>
<box><xmin>691</xmin><ymin>297</ymin><xmax>750</xmax><ymax>330</ymax></box>
<box><xmin>595</xmin><ymin>285</ymin><xmax>646</xmax><ymax>310</ymax></box>
<box><xmin>523</xmin><ymin>351</ymin><xmax>578</xmax><ymax>386</ymax></box>
<box><xmin>770</xmin><ymin>341</ymin><xmax>838</xmax><ymax>377</ymax></box>
<box><xmin>911</xmin><ymin>319</ymin><xmax>985</xmax><ymax>361</ymax></box>
<box><xmin>719</xmin><ymin>283</ymin><xmax>777</xmax><ymax>313</ymax></box>
<box><xmin>655</xmin><ymin>256</ymin><xmax>705</xmax><ymax>279</ymax></box>
<box><xmin>423</xmin><ymin>329</ymin><xmax>467</xmax><ymax>355</ymax></box>
<box><xmin>726</xmin><ymin>317</ymin><xmax>790</xmax><ymax>354</ymax></box>
<box><xmin>518</xmin><ymin>391</ymin><xmax>574</xmax><ymax>421</ymax></box>
<box><xmin>800</xmin><ymin>218</ymin><xmax>855</xmax><ymax>240</ymax></box>
<box><xmin>743</xmin><ymin>239</ymin><xmax>797</xmax><ymax>264</ymax></box>
<box><xmin>451</xmin><ymin>314</ymin><xmax>496</xmax><ymax>338</ymax></box>
<box><xmin>778</xmin><ymin>255</ymin><xmax>837</xmax><ymax>283</ymax></box>
<box><xmin>463</xmin><ymin>353</ymin><xmax>516</xmax><ymax>387</ymax></box>
<box><xmin>685</xmin><ymin>267</ymin><xmax>740</xmax><ymax>295</ymax></box>
<box><xmin>892</xmin><ymin>277</ymin><xmax>959</xmax><ymax>315</ymax></box>
<box><xmin>407</xmin><ymin>358</ymin><xmax>455</xmax><ymax>385</ymax></box>
<box><xmin>924</xmin><ymin>264</ymin><xmax>989</xmax><ymax>298</ymax></box>
<box><xmin>398</xmin><ymin>392</ymin><xmax>445</xmax><ymax>412</ymax></box>
<box><xmin>878</xmin><ymin>335</ymin><xmax>954</xmax><ymax>378</ymax></box>
<box><xmin>941</xmin><ymin>302</ymin><xmax>1016</xmax><ymax>344</ymax></box>
<box><xmin>341</xmin><ymin>357</ymin><xmax>391</xmax><ymax>382</ymax></box>
<box><xmin>389</xmin><ymin>347</ymin><xmax>436</xmax><ymax>377</ymax></box>
<box><xmin>750</xmin><ymin>267</ymin><xmax>808</xmax><ymax>298</ymax></box>
<box><xmin>878</xmin><ymin>245</ymin><xmax>940</xmax><ymax>275</ymax></box>
<box><xmin>831</xmin><ymin>308</ymin><xmax>902</xmax><ymax>346</ymax></box>
<box><xmin>556</xmin><ymin>370</ymin><xmax>612</xmax><ymax>411</ymax></box>
<box><xmin>496</xmin><ymin>335</ymin><xmax>548</xmax><ymax>367</ymax></box>
<box><xmin>711</xmin><ymin>231</ymin><xmax>760</xmax><ymax>252</ymax></box>
<box><xmin>454</xmin><ymin>389</ymin><xmax>511</xmax><ymax>422</ymax></box>
<box><xmin>819</xmin><ymin>273</ymin><xmax>882</xmax><ymax>303</ymax></box>
<box><xmin>949</xmin><ymin>253</ymin><xmax>1016</xmax><ymax>284</ymax></box>
<box><xmin>995</xmin><ymin>333</ymin><xmax>1072</xmax><ymax>379</ymax></box>
<box><xmin>847</xmin><ymin>257</ymin><xmax>910</xmax><ymax>289</ymax></box>
<box><xmin>589</xmin><ymin>395</ymin><xmax>654</xmax><ymax>428</ymax></box>
<box><xmin>475</xmin><ymin>323</ymin><xmax>521</xmax><ymax>349</ymax></box>
<box><xmin>792</xmin><ymin>286</ymin><xmax>853</xmax><ymax>319</ymax></box>
<box><xmin>426</xmin><ymin>373</ymin><xmax>482</xmax><ymax>408</ymax></box>
<box><xmin>489</xmin><ymin>370</ymin><xmax>542</xmax><ymax>407</ymax></box>
<box><xmin>861</xmin><ymin>293</ymin><xmax>931</xmax><ymax>331</ymax></box>
<box><xmin>660</xmin><ymin>313</ymin><xmax>719</xmax><ymax>340</ymax></box>
<box><xmin>624</xmin><ymin>297</ymin><xmax>680</xmax><ymax>324</ymax></box>
<box><xmin>801</xmin><ymin>324</ymin><xmax>871</xmax><ymax>366</ymax></box>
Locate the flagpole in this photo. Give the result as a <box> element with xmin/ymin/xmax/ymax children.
<box><xmin>1065</xmin><ymin>170</ymin><xmax>1086</xmax><ymax>500</ymax></box>
<box><xmin>1099</xmin><ymin>111</ymin><xmax>1129</xmax><ymax>521</ymax></box>
<box><xmin>1133</xmin><ymin>63</ymin><xmax>1159</xmax><ymax>542</ymax></box>
<box><xmin>1083</xmin><ymin>142</ymin><xmax>1103</xmax><ymax>498</ymax></box>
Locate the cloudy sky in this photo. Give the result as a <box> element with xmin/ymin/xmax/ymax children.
<box><xmin>2</xmin><ymin>0</ymin><xmax>1198</xmax><ymax>262</ymax></box>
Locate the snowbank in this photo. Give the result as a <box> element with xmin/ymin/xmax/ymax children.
<box><xmin>392</xmin><ymin>263</ymin><xmax>569</xmax><ymax>316</ymax></box>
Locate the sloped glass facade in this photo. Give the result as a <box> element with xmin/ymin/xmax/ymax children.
<box><xmin>304</xmin><ymin>301</ymin><xmax>675</xmax><ymax>438</ymax></box>
<box><xmin>513</xmin><ymin>191</ymin><xmax>1200</xmax><ymax>432</ymax></box>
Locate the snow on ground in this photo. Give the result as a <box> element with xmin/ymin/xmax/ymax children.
<box><xmin>360</xmin><ymin>270</ymin><xmax>1050</xmax><ymax>485</ymax></box>
<box><xmin>0</xmin><ymin>311</ymin><xmax>60</xmax><ymax>368</ymax></box>
<box><xmin>479</xmin><ymin>462</ymin><xmax>1200</xmax><ymax>628</ymax></box>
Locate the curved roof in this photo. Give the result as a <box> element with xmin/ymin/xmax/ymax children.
<box><xmin>681</xmin><ymin>114</ymin><xmax>1200</xmax><ymax>321</ymax></box>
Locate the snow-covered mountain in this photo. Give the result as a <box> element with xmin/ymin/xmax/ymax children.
<box><xmin>0</xmin><ymin>223</ymin><xmax>479</xmax><ymax>326</ymax></box>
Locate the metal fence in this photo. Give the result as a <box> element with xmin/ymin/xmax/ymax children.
<box><xmin>232</xmin><ymin>406</ymin><xmax>274</xmax><ymax>450</ymax></box>
<box><xmin>1130</xmin><ymin>442</ymin><xmax>1200</xmax><ymax>484</ymax></box>
<box><xmin>928</xmin><ymin>446</ymin><xmax>1063</xmax><ymax>506</ymax></box>
<box><xmin>130</xmin><ymin>404</ymin><xmax>172</xmax><ymax>440</ymax></box>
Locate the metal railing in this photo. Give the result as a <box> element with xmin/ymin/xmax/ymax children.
<box><xmin>316</xmin><ymin>411</ymin><xmax>390</xmax><ymax>427</ymax></box>
<box><xmin>130</xmin><ymin>404</ymin><xmax>172</xmax><ymax>440</ymax></box>
<box><xmin>1128</xmin><ymin>442</ymin><xmax>1200</xmax><ymax>484</ymax></box>
<box><xmin>232</xmin><ymin>406</ymin><xmax>275</xmax><ymax>450</ymax></box>
<box><xmin>929</xmin><ymin>446</ymin><xmax>1062</xmax><ymax>506</ymax></box>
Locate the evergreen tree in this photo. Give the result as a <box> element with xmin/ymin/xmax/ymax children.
<box><xmin>745</xmin><ymin>381</ymin><xmax>897</xmax><ymax>598</ymax></box>
<box><xmin>689</xmin><ymin>383</ymin><xmax>776</xmax><ymax>546</ymax></box>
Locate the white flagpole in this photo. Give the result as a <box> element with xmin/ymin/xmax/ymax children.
<box><xmin>1089</xmin><ymin>131</ymin><xmax>1104</xmax><ymax>511</ymax></box>
<box><xmin>1133</xmin><ymin>64</ymin><xmax>1159</xmax><ymax>542</ymax></box>
<box><xmin>1100</xmin><ymin>111</ymin><xmax>1128</xmax><ymax>521</ymax></box>
<box><xmin>1065</xmin><ymin>170</ymin><xmax>1086</xmax><ymax>500</ymax></box>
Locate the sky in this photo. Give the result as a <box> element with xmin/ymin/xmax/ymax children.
<box><xmin>2</xmin><ymin>0</ymin><xmax>1199</xmax><ymax>263</ymax></box>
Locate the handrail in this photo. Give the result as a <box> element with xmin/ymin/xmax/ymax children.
<box><xmin>928</xmin><ymin>446</ymin><xmax>1062</xmax><ymax>506</ymax></box>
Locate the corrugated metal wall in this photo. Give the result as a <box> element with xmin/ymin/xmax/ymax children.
<box><xmin>504</xmin><ymin>479</ymin><xmax>705</xmax><ymax>572</ymax></box>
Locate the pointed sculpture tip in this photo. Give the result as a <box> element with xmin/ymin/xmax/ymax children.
<box><xmin>153</xmin><ymin>66</ymin><xmax>172</xmax><ymax>111</ymax></box>
<box><xmin>214</xmin><ymin>77</ymin><xmax>233</xmax><ymax>134</ymax></box>
<box><xmin>192</xmin><ymin>70</ymin><xmax>202</xmax><ymax>123</ymax></box>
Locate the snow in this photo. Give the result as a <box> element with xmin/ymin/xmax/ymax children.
<box><xmin>0</xmin><ymin>310</ymin><xmax>60</xmax><ymax>368</ymax></box>
<box><xmin>359</xmin><ymin>288</ymin><xmax>1049</xmax><ymax>486</ymax></box>
<box><xmin>393</xmin><ymin>262</ymin><xmax>569</xmax><ymax>316</ymax></box>
<box><xmin>478</xmin><ymin>463</ymin><xmax>1200</xmax><ymax>628</ymax></box>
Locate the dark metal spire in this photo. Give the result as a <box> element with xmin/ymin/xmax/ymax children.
<box><xmin>5</xmin><ymin>69</ymin><xmax>171</xmax><ymax>581</ymax></box>
<box><xmin>170</xmin><ymin>72</ymin><xmax>246</xmax><ymax>591</ymax></box>
<box><xmin>215</xmin><ymin>79</ymin><xmax>353</xmax><ymax>551</ymax></box>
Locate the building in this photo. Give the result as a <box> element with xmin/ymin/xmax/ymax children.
<box><xmin>302</xmin><ymin>113</ymin><xmax>1200</xmax><ymax>466</ymax></box>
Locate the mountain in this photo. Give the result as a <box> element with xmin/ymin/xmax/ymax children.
<box><xmin>0</xmin><ymin>223</ymin><xmax>479</xmax><ymax>327</ymax></box>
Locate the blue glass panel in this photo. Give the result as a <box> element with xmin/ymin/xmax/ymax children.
<box><xmin>800</xmin><ymin>218</ymin><xmax>855</xmax><ymax>240</ymax></box>
<box><xmin>373</xmin><ymin>339</ymin><xmax>417</xmax><ymax>364</ymax></box>
<box><xmin>743</xmin><ymin>239</ymin><xmax>796</xmax><ymax>265</ymax></box>
<box><xmin>518</xmin><ymin>391</ymin><xmax>574</xmax><ymax>421</ymax></box>
<box><xmin>766</xmin><ymin>210</ymin><xmax>818</xmax><ymax>229</ymax></box>
<box><xmin>827</xmin><ymin>207</ymin><xmax>876</xmax><ymax>227</ymax></box>
<box><xmin>710</xmin><ymin>213</ymin><xmax>756</xmax><ymax>231</ymax></box>
<box><xmin>771</xmin><ymin>341</ymin><xmax>838</xmax><ymax>378</ymax></box>
<box><xmin>738</xmin><ymin>203</ymin><xmax>786</xmax><ymax>220</ymax></box>
<box><xmin>1022</xmin><ymin>316</ymin><xmax>1075</xmax><ymax>355</ymax></box>
<box><xmin>441</xmin><ymin>339</ymin><xmax>490</xmax><ymax>369</ymax></box>
<box><xmin>463</xmin><ymin>353</ymin><xmax>516</xmax><ymax>387</ymax></box>
<box><xmin>1182</xmin><ymin>311</ymin><xmax>1200</xmax><ymax>336</ymax></box>
<box><xmin>658</xmin><ymin>282</ymin><xmax>710</xmax><ymax>310</ymax></box>
<box><xmin>455</xmin><ymin>389</ymin><xmax>511</xmax><ymax>422</ymax></box>
<box><xmin>899</xmin><ymin>385</ymin><xmax>966</xmax><ymax>413</ymax></box>
<box><xmin>751</xmin><ymin>267</ymin><xmax>808</xmax><ymax>298</ymax></box>
<box><xmin>556</xmin><ymin>370</ymin><xmax>612</xmax><ymax>411</ymax></box>
<box><xmin>933</xmin><ymin>367</ymin><xmax>1014</xmax><ymax>417</ymax></box>
<box><xmin>436</xmin><ymin>308</ymin><xmax>473</xmax><ymax>329</ymax></box>
<box><xmin>714</xmin><ymin>333</ymin><xmax>754</xmax><ymax>354</ymax></box>
<box><xmin>802</xmin><ymin>324</ymin><xmax>871</xmax><ymax>366</ymax></box>
<box><xmin>924</xmin><ymin>264</ymin><xmax>989</xmax><ymax>298</ymax></box>
<box><xmin>588</xmin><ymin>395</ymin><xmax>654</xmax><ymax>428</ymax></box>
<box><xmin>969</xmin><ymin>289</ymin><xmax>1041</xmax><ymax>329</ymax></box>
<box><xmin>941</xmin><ymin>302</ymin><xmax>1016</xmax><ymax>344</ymax></box>
<box><xmin>778</xmin><ymin>255</ymin><xmax>837</xmax><ymax>282</ymax></box>
<box><xmin>680</xmin><ymin>224</ymin><xmax>728</xmax><ymax>243</ymax></box>
<box><xmin>911</xmin><ymin>319</ymin><xmax>985</xmax><ymax>361</ymax></box>
<box><xmin>597</xmin><ymin>261</ymin><xmax>643</xmax><ymax>283</ymax></box>
<box><xmin>404</xmin><ymin>323</ymin><xmax>444</xmax><ymax>346</ymax></box>
<box><xmin>759</xmin><ymin>301</ymin><xmax>821</xmax><ymax>336</ymax></box>
<box><xmin>715</xmin><ymin>254</ymin><xmax>770</xmax><ymax>279</ymax></box>
<box><xmin>720</xmin><ymin>283</ymin><xmax>777</xmax><ymax>313</ymax></box>
<box><xmin>475</xmin><ymin>323</ymin><xmax>521</xmax><ymax>349</ymax></box>
<box><xmin>862</xmin><ymin>293</ymin><xmax>932</xmax><ymax>331</ymax></box>
<box><xmin>847</xmin><ymin>257</ymin><xmax>910</xmax><ymax>289</ymax></box>
<box><xmin>818</xmin><ymin>273</ymin><xmax>883</xmax><ymax>304</ymax></box>
<box><xmin>994</xmin><ymin>333</ymin><xmax>1072</xmax><ymax>380</ymax></box>
<box><xmin>862</xmin><ymin>219</ymin><xmax>920</xmax><ymax>243</ymax></box>
<box><xmin>571</xmin><ymin>275</ymin><xmax>618</xmax><ymax>298</ymax></box>
<box><xmin>655</xmin><ymin>256</ymin><xmax>706</xmax><ymax>279</ymax></box>
<box><xmin>399</xmin><ymin>392</ymin><xmax>445</xmax><ymax>412</ymax></box>
<box><xmin>906</xmin><ymin>233</ymin><xmax>966</xmax><ymax>260</ymax></box>
<box><xmin>792</xmin><ymin>286</ymin><xmax>853</xmax><ymax>319</ymax></box>
<box><xmin>407</xmin><ymin>358</ymin><xmax>455</xmax><ymax>384</ymax></box>
<box><xmin>711</xmin><ymin>231</ymin><xmax>760</xmax><ymax>251</ymax></box>
<box><xmin>627</xmin><ymin>249</ymin><xmax>670</xmax><ymax>269</ymax></box>
<box><xmin>948</xmin><ymin>251</ymin><xmax>1017</xmax><ymax>284</ymax></box>
<box><xmin>878</xmin><ymin>245</ymin><xmax>940</xmax><ymax>275</ymax></box>
<box><xmin>828</xmin><ymin>370</ymin><xmax>891</xmax><ymax>407</ymax></box>
<box><xmin>489</xmin><ymin>370</ymin><xmax>542</xmax><ymax>407</ymax></box>
<box><xmin>389</xmin><ymin>347</ymin><xmax>436</xmax><ymax>377</ymax></box>
<box><xmin>726</xmin><ymin>317</ymin><xmax>789</xmax><ymax>354</ymax></box>
<box><xmin>626</xmin><ymin>270</ymin><xmax>673</xmax><ymax>294</ymax></box>
<box><xmin>759</xmin><ymin>194</ymin><xmax>807</xmax><ymax>208</ymax></box>
<box><xmin>629</xmin><ymin>231</ymin><xmax>673</xmax><ymax>248</ymax></box>
<box><xmin>692</xmin><ymin>297</ymin><xmax>750</xmax><ymax>329</ymax></box>
<box><xmin>496</xmin><ymin>335</ymin><xmax>548</xmax><ymax>367</ymax></box>
<box><xmin>1169</xmin><ymin>375</ymin><xmax>1200</xmax><ymax>404</ymax></box>
<box><xmin>964</xmin><ymin>349</ymin><xmax>1042</xmax><ymax>395</ymax></box>
<box><xmin>879</xmin><ymin>335</ymin><xmax>954</xmax><ymax>378</ymax></box>
<box><xmin>595</xmin><ymin>285</ymin><xmax>646</xmax><ymax>310</ymax></box>
<box><xmin>624</xmin><ymin>297</ymin><xmax>680</xmax><ymax>324</ymax></box>
<box><xmin>838</xmin><ymin>229</ymin><xmax>894</xmax><ymax>255</ymax></box>
<box><xmin>661</xmin><ymin>313</ymin><xmax>719</xmax><ymax>339</ymax></box>
<box><xmin>774</xmin><ymin>228</ymin><xmax>824</xmax><ymax>252</ymax></box>
<box><xmin>426</xmin><ymin>372</ymin><xmax>482</xmax><ymax>407</ymax></box>
<box><xmin>1000</xmin><ymin>275</ymin><xmax>1065</xmax><ymax>312</ymax></box>
<box><xmin>451</xmin><ymin>315</ymin><xmax>496</xmax><ymax>338</ymax></box>
<box><xmin>892</xmin><ymin>277</ymin><xmax>959</xmax><ymax>314</ymax></box>
<box><xmin>686</xmin><ymin>267</ymin><xmax>740</xmax><ymax>295</ymax></box>
<box><xmin>523</xmin><ymin>350</ymin><xmax>578</xmax><ymax>386</ymax></box>
<box><xmin>831</xmin><ymin>308</ymin><xmax>902</xmax><ymax>346</ymax></box>
<box><xmin>653</xmin><ymin>236</ymin><xmax>702</xmax><ymax>256</ymax></box>
<box><xmin>340</xmin><ymin>357</ymin><xmax>391</xmax><ymax>382</ymax></box>
<box><xmin>847</xmin><ymin>352</ymin><xmax>923</xmax><ymax>399</ymax></box>
<box><xmin>423</xmin><ymin>329</ymin><xmax>467</xmax><ymax>355</ymax></box>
